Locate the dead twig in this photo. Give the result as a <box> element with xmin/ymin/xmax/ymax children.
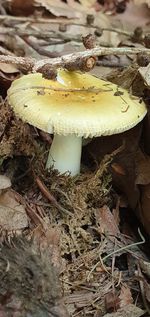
<box><xmin>0</xmin><ymin>46</ymin><xmax>150</xmax><ymax>77</ymax></box>
<box><xmin>0</xmin><ymin>26</ymin><xmax>80</xmax><ymax>42</ymax></box>
<box><xmin>35</xmin><ymin>176</ymin><xmax>72</xmax><ymax>216</ymax></box>
<box><xmin>0</xmin><ymin>14</ymin><xmax>133</xmax><ymax>37</ymax></box>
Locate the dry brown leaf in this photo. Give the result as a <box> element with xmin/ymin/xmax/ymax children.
<box><xmin>0</xmin><ymin>62</ymin><xmax>19</xmax><ymax>97</ymax></box>
<box><xmin>139</xmin><ymin>183</ymin><xmax>150</xmax><ymax>234</ymax></box>
<box><xmin>139</xmin><ymin>63</ymin><xmax>150</xmax><ymax>87</ymax></box>
<box><xmin>96</xmin><ymin>205</ymin><xmax>120</xmax><ymax>238</ymax></box>
<box><xmin>139</xmin><ymin>259</ymin><xmax>150</xmax><ymax>278</ymax></box>
<box><xmin>143</xmin><ymin>279</ymin><xmax>150</xmax><ymax>303</ymax></box>
<box><xmin>111</xmin><ymin>163</ymin><xmax>126</xmax><ymax>176</ymax></box>
<box><xmin>78</xmin><ymin>0</ymin><xmax>97</xmax><ymax>8</ymax></box>
<box><xmin>32</xmin><ymin>224</ymin><xmax>61</xmax><ymax>270</ymax></box>
<box><xmin>35</xmin><ymin>0</ymin><xmax>119</xmax><ymax>47</ymax></box>
<box><xmin>105</xmin><ymin>291</ymin><xmax>120</xmax><ymax>312</ymax></box>
<box><xmin>103</xmin><ymin>304</ymin><xmax>144</xmax><ymax>317</ymax></box>
<box><xmin>119</xmin><ymin>285</ymin><xmax>133</xmax><ymax>308</ymax></box>
<box><xmin>0</xmin><ymin>63</ymin><xmax>19</xmax><ymax>74</ymax></box>
<box><xmin>138</xmin><ymin>262</ymin><xmax>150</xmax><ymax>303</ymax></box>
<box><xmin>0</xmin><ymin>175</ymin><xmax>11</xmax><ymax>190</ymax></box>
<box><xmin>7</xmin><ymin>0</ymin><xmax>34</xmax><ymax>15</ymax></box>
<box><xmin>135</xmin><ymin>150</ymin><xmax>150</xmax><ymax>185</ymax></box>
<box><xmin>35</xmin><ymin>0</ymin><xmax>82</xmax><ymax>18</ymax></box>
<box><xmin>0</xmin><ymin>189</ymin><xmax>28</xmax><ymax>232</ymax></box>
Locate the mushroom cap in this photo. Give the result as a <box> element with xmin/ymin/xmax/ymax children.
<box><xmin>8</xmin><ymin>69</ymin><xmax>147</xmax><ymax>138</ymax></box>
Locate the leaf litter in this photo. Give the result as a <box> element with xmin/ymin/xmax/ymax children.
<box><xmin>0</xmin><ymin>0</ymin><xmax>150</xmax><ymax>316</ymax></box>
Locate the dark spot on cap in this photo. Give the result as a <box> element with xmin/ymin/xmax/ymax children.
<box><xmin>103</xmin><ymin>83</ymin><xmax>110</xmax><ymax>86</ymax></box>
<box><xmin>24</xmin><ymin>104</ymin><xmax>28</xmax><ymax>108</ymax></box>
<box><xmin>114</xmin><ymin>91</ymin><xmax>124</xmax><ymax>96</ymax></box>
<box><xmin>37</xmin><ymin>89</ymin><xmax>45</xmax><ymax>96</ymax></box>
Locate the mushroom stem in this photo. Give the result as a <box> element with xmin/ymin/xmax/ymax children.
<box><xmin>46</xmin><ymin>134</ymin><xmax>82</xmax><ymax>176</ymax></box>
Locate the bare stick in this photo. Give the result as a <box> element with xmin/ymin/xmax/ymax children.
<box><xmin>0</xmin><ymin>14</ymin><xmax>77</xmax><ymax>24</ymax></box>
<box><xmin>0</xmin><ymin>46</ymin><xmax>150</xmax><ymax>76</ymax></box>
<box><xmin>0</xmin><ymin>26</ymin><xmax>80</xmax><ymax>42</ymax></box>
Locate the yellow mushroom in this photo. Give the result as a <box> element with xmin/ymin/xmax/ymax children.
<box><xmin>8</xmin><ymin>69</ymin><xmax>147</xmax><ymax>176</ymax></box>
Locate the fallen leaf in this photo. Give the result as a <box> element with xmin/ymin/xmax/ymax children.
<box><xmin>7</xmin><ymin>0</ymin><xmax>34</xmax><ymax>15</ymax></box>
<box><xmin>103</xmin><ymin>304</ymin><xmax>144</xmax><ymax>317</ymax></box>
<box><xmin>0</xmin><ymin>63</ymin><xmax>19</xmax><ymax>74</ymax></box>
<box><xmin>107</xmin><ymin>64</ymin><xmax>139</xmax><ymax>90</ymax></box>
<box><xmin>78</xmin><ymin>0</ymin><xmax>97</xmax><ymax>8</ymax></box>
<box><xmin>111</xmin><ymin>163</ymin><xmax>126</xmax><ymax>176</ymax></box>
<box><xmin>143</xmin><ymin>279</ymin><xmax>150</xmax><ymax>303</ymax></box>
<box><xmin>0</xmin><ymin>175</ymin><xmax>11</xmax><ymax>190</ymax></box>
<box><xmin>105</xmin><ymin>291</ymin><xmax>120</xmax><ymax>312</ymax></box>
<box><xmin>32</xmin><ymin>224</ymin><xmax>61</xmax><ymax>270</ymax></box>
<box><xmin>138</xmin><ymin>183</ymin><xmax>150</xmax><ymax>234</ymax></box>
<box><xmin>35</xmin><ymin>0</ymin><xmax>82</xmax><ymax>18</ymax></box>
<box><xmin>0</xmin><ymin>189</ymin><xmax>28</xmax><ymax>232</ymax></box>
<box><xmin>139</xmin><ymin>259</ymin><xmax>150</xmax><ymax>278</ymax></box>
<box><xmin>0</xmin><ymin>71</ymin><xmax>17</xmax><ymax>98</ymax></box>
<box><xmin>119</xmin><ymin>285</ymin><xmax>133</xmax><ymax>308</ymax></box>
<box><xmin>84</xmin><ymin>124</ymin><xmax>142</xmax><ymax>211</ymax></box>
<box><xmin>96</xmin><ymin>205</ymin><xmax>120</xmax><ymax>238</ymax></box>
<box><xmin>139</xmin><ymin>63</ymin><xmax>150</xmax><ymax>87</ymax></box>
<box><xmin>135</xmin><ymin>150</ymin><xmax>150</xmax><ymax>185</ymax></box>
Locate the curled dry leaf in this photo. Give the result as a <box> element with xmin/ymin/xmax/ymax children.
<box><xmin>0</xmin><ymin>64</ymin><xmax>19</xmax><ymax>97</ymax></box>
<box><xmin>0</xmin><ymin>189</ymin><xmax>28</xmax><ymax>232</ymax></box>
<box><xmin>0</xmin><ymin>63</ymin><xmax>19</xmax><ymax>74</ymax></box>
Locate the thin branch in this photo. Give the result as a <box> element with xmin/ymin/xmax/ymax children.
<box><xmin>35</xmin><ymin>176</ymin><xmax>72</xmax><ymax>216</ymax></box>
<box><xmin>0</xmin><ymin>26</ymin><xmax>80</xmax><ymax>42</ymax></box>
<box><xmin>0</xmin><ymin>14</ymin><xmax>75</xmax><ymax>24</ymax></box>
<box><xmin>0</xmin><ymin>15</ymin><xmax>133</xmax><ymax>37</ymax></box>
<box><xmin>0</xmin><ymin>46</ymin><xmax>150</xmax><ymax>76</ymax></box>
